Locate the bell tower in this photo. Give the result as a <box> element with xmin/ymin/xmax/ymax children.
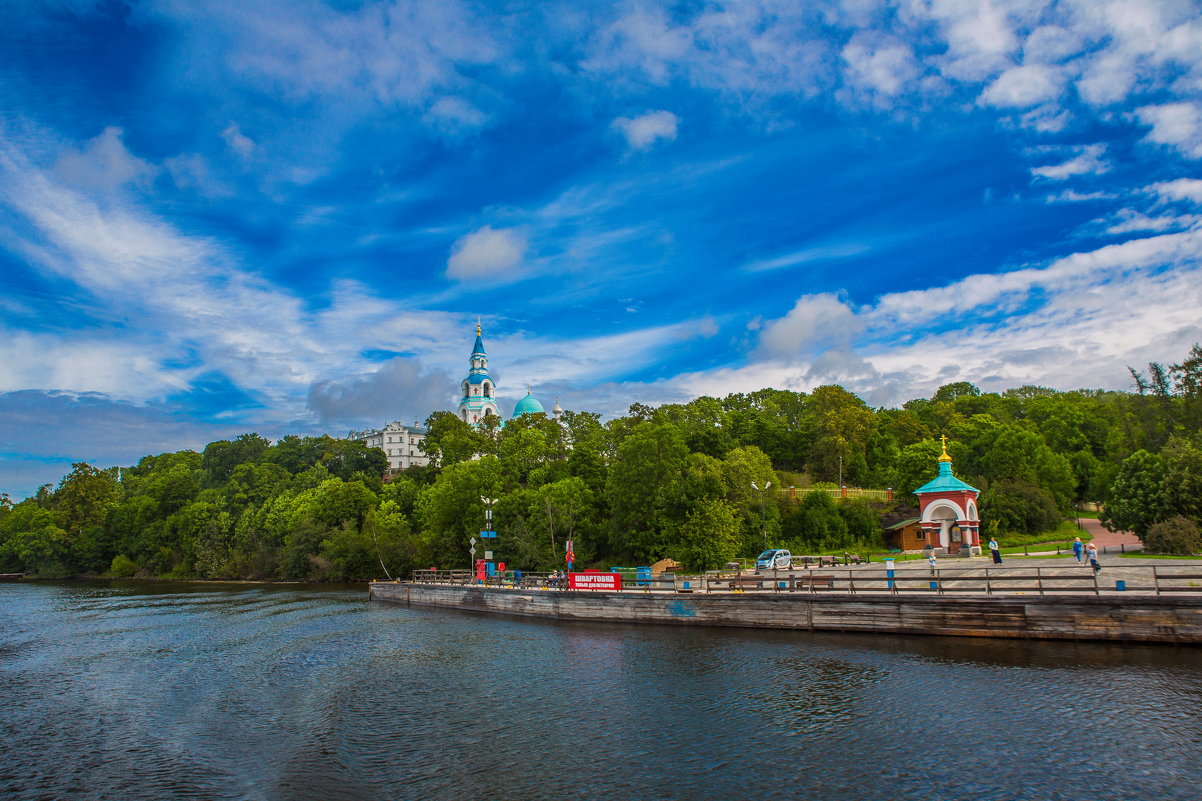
<box><xmin>457</xmin><ymin>320</ymin><xmax>499</xmax><ymax>425</ymax></box>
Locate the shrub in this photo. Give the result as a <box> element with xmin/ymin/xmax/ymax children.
<box><xmin>1143</xmin><ymin>516</ymin><xmax>1202</xmax><ymax>556</ymax></box>
<box><xmin>108</xmin><ymin>554</ymin><xmax>140</xmax><ymax>577</ymax></box>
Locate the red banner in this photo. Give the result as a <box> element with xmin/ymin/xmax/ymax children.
<box><xmin>568</xmin><ymin>571</ymin><xmax>621</xmax><ymax>591</ymax></box>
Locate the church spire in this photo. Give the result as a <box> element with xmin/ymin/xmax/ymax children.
<box><xmin>458</xmin><ymin>322</ymin><xmax>497</xmax><ymax>425</ymax></box>
<box><xmin>472</xmin><ymin>319</ymin><xmax>486</xmax><ymax>357</ymax></box>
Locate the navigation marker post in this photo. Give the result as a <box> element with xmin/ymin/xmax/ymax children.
<box><xmin>481</xmin><ymin>496</ymin><xmax>498</xmax><ymax>578</ymax></box>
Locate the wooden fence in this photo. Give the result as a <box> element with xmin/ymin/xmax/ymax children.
<box><xmin>779</xmin><ymin>487</ymin><xmax>893</xmax><ymax>502</ymax></box>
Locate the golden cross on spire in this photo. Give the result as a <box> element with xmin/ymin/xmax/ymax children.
<box><xmin>476</xmin><ymin>316</ymin><xmax>481</xmax><ymax>336</ymax></box>
<box><xmin>938</xmin><ymin>434</ymin><xmax>952</xmax><ymax>463</ymax></box>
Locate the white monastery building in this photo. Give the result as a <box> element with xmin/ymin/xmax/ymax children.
<box><xmin>348</xmin><ymin>323</ymin><xmax>559</xmax><ymax>474</ymax></box>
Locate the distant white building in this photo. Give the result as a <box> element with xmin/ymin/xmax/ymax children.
<box><xmin>347</xmin><ymin>421</ymin><xmax>429</xmax><ymax>474</ymax></box>
<box><xmin>349</xmin><ymin>323</ymin><xmax>562</xmax><ymax>475</ymax></box>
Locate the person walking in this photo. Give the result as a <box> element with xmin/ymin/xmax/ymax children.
<box><xmin>1086</xmin><ymin>542</ymin><xmax>1101</xmax><ymax>573</ymax></box>
<box><xmin>1072</xmin><ymin>536</ymin><xmax>1084</xmax><ymax>564</ymax></box>
<box><xmin>988</xmin><ymin>536</ymin><xmax>1003</xmax><ymax>564</ymax></box>
<box><xmin>928</xmin><ymin>550</ymin><xmax>937</xmax><ymax>576</ymax></box>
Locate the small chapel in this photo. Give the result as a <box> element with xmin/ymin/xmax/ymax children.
<box><xmin>884</xmin><ymin>436</ymin><xmax>982</xmax><ymax>555</ymax></box>
<box><xmin>915</xmin><ymin>436</ymin><xmax>981</xmax><ymax>555</ymax></box>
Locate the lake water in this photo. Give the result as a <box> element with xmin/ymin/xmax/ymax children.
<box><xmin>2</xmin><ymin>581</ymin><xmax>1199</xmax><ymax>800</ymax></box>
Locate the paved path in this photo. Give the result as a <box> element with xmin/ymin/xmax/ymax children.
<box><xmin>1075</xmin><ymin>516</ymin><xmax>1142</xmax><ymax>551</ymax></box>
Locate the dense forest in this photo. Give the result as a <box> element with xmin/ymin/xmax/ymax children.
<box><xmin>3</xmin><ymin>346</ymin><xmax>1201</xmax><ymax>580</ymax></box>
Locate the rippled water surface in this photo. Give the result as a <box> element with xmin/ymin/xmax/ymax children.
<box><xmin>2</xmin><ymin>582</ymin><xmax>1200</xmax><ymax>800</ymax></box>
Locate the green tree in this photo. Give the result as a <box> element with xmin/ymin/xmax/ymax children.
<box><xmin>55</xmin><ymin>462</ymin><xmax>120</xmax><ymax>535</ymax></box>
<box><xmin>783</xmin><ymin>490</ymin><xmax>850</xmax><ymax>552</ymax></box>
<box><xmin>201</xmin><ymin>433</ymin><xmax>270</xmax><ymax>486</ymax></box>
<box><xmin>1161</xmin><ymin>437</ymin><xmax>1202</xmax><ymax>526</ymax></box>
<box><xmin>720</xmin><ymin>446</ymin><xmax>780</xmax><ymax>554</ymax></box>
<box><xmin>980</xmin><ymin>480</ymin><xmax>1061</xmax><ymax>537</ymax></box>
<box><xmin>421</xmin><ymin>411</ymin><xmax>487</xmax><ymax>467</ymax></box>
<box><xmin>894</xmin><ymin>439</ymin><xmax>943</xmax><ymax>498</ymax></box>
<box><xmin>674</xmin><ymin>498</ymin><xmax>740</xmax><ymax>571</ymax></box>
<box><xmin>838</xmin><ymin>499</ymin><xmax>883</xmax><ymax>546</ymax></box>
<box><xmin>530</xmin><ymin>477</ymin><xmax>594</xmax><ymax>558</ymax></box>
<box><xmin>1103</xmin><ymin>450</ymin><xmax>1167</xmax><ymax>538</ymax></box>
<box><xmin>606</xmin><ymin>422</ymin><xmax>690</xmax><ymax>561</ymax></box>
<box><xmin>417</xmin><ymin>456</ymin><xmax>504</xmax><ymax>566</ymax></box>
<box><xmin>807</xmin><ymin>385</ymin><xmax>876</xmax><ymax>484</ymax></box>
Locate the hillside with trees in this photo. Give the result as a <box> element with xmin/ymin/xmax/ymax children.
<box><xmin>3</xmin><ymin>345</ymin><xmax>1200</xmax><ymax>579</ymax></box>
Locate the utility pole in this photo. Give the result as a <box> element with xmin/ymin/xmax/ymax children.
<box><xmin>751</xmin><ymin>481</ymin><xmax>772</xmax><ymax>552</ymax></box>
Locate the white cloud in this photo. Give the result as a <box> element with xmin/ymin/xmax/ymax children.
<box><xmin>757</xmin><ymin>293</ymin><xmax>863</xmax><ymax>359</ymax></box>
<box><xmin>841</xmin><ymin>32</ymin><xmax>921</xmax><ymax>106</ymax></box>
<box><xmin>221</xmin><ymin>123</ymin><xmax>256</xmax><ymax>158</ymax></box>
<box><xmin>52</xmin><ymin>127</ymin><xmax>156</xmax><ymax>191</ymax></box>
<box><xmin>0</xmin><ymin>126</ymin><xmax>469</xmax><ymax>417</ymax></box>
<box><xmin>1102</xmin><ymin>209</ymin><xmax>1198</xmax><ymax>235</ymax></box>
<box><xmin>164</xmin><ymin>153</ymin><xmax>231</xmax><ymax>197</ymax></box>
<box><xmin>423</xmin><ymin>96</ymin><xmax>489</xmax><ymax>135</ymax></box>
<box><xmin>981</xmin><ymin>64</ymin><xmax>1064</xmax><ymax>108</ymax></box>
<box><xmin>612</xmin><ymin>110</ymin><xmax>678</xmax><ymax>150</ymax></box>
<box><xmin>1137</xmin><ymin>102</ymin><xmax>1202</xmax><ymax>158</ymax></box>
<box><xmin>1022</xmin><ymin>25</ymin><xmax>1085</xmax><ymax>64</ymax></box>
<box><xmin>1030</xmin><ymin>144</ymin><xmax>1109</xmax><ymax>180</ymax></box>
<box><xmin>446</xmin><ymin>225</ymin><xmax>527</xmax><ymax>281</ymax></box>
<box><xmin>146</xmin><ymin>0</ymin><xmax>502</xmax><ymax>109</ymax></box>
<box><xmin>733</xmin><ymin>229</ymin><xmax>1202</xmax><ymax>404</ymax></box>
<box><xmin>1046</xmin><ymin>189</ymin><xmax>1116</xmax><ymax>203</ymax></box>
<box><xmin>912</xmin><ymin>0</ymin><xmax>1020</xmax><ymax>82</ymax></box>
<box><xmin>743</xmin><ymin>242</ymin><xmax>871</xmax><ymax>272</ymax></box>
<box><xmin>583</xmin><ymin>4</ymin><xmax>830</xmax><ymax>97</ymax></box>
<box><xmin>1151</xmin><ymin>178</ymin><xmax>1202</xmax><ymax>203</ymax></box>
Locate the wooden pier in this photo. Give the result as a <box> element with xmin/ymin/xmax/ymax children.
<box><xmin>369</xmin><ymin>566</ymin><xmax>1202</xmax><ymax>644</ymax></box>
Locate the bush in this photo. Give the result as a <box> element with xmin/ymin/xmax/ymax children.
<box><xmin>107</xmin><ymin>554</ymin><xmax>140</xmax><ymax>577</ymax></box>
<box><xmin>1143</xmin><ymin>516</ymin><xmax>1202</xmax><ymax>556</ymax></box>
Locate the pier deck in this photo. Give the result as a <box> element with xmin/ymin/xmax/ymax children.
<box><xmin>370</xmin><ymin>564</ymin><xmax>1202</xmax><ymax>644</ymax></box>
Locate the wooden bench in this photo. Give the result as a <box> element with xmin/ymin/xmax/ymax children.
<box><xmin>716</xmin><ymin>575</ymin><xmax>768</xmax><ymax>591</ymax></box>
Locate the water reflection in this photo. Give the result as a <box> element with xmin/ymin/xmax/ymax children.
<box><xmin>2</xmin><ymin>581</ymin><xmax>1199</xmax><ymax>801</ymax></box>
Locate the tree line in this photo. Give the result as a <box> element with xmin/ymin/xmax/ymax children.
<box><xmin>3</xmin><ymin>345</ymin><xmax>1200</xmax><ymax>579</ymax></box>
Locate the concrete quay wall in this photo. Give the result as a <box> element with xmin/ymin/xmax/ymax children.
<box><xmin>368</xmin><ymin>582</ymin><xmax>1202</xmax><ymax>644</ymax></box>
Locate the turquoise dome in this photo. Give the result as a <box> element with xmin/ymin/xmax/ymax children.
<box><xmin>512</xmin><ymin>393</ymin><xmax>545</xmax><ymax>417</ymax></box>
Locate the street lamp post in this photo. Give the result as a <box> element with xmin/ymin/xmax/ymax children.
<box><xmin>480</xmin><ymin>496</ymin><xmax>498</xmax><ymax>578</ymax></box>
<box><xmin>751</xmin><ymin>481</ymin><xmax>771</xmax><ymax>552</ymax></box>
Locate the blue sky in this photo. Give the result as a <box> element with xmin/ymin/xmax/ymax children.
<box><xmin>3</xmin><ymin>0</ymin><xmax>1202</xmax><ymax>498</ymax></box>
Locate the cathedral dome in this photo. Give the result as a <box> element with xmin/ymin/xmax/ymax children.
<box><xmin>512</xmin><ymin>393</ymin><xmax>545</xmax><ymax>417</ymax></box>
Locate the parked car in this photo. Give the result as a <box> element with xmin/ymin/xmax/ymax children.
<box><xmin>755</xmin><ymin>549</ymin><xmax>791</xmax><ymax>571</ymax></box>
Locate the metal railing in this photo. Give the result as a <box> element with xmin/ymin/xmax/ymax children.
<box><xmin>389</xmin><ymin>565</ymin><xmax>1202</xmax><ymax>597</ymax></box>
